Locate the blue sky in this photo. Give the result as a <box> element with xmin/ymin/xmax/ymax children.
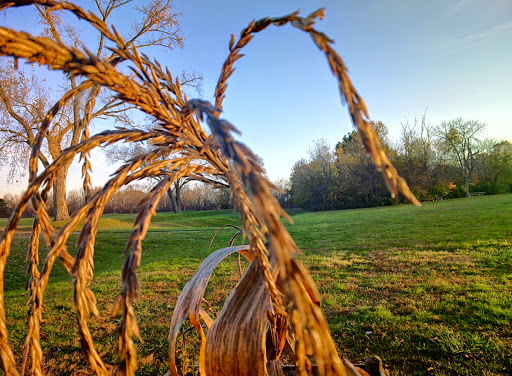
<box><xmin>1</xmin><ymin>0</ymin><xmax>511</xmax><ymax>195</ymax></box>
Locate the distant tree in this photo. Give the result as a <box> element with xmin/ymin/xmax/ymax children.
<box><xmin>435</xmin><ymin>118</ymin><xmax>486</xmax><ymax>197</ymax></box>
<box><xmin>474</xmin><ymin>139</ymin><xmax>512</xmax><ymax>194</ymax></box>
<box><xmin>271</xmin><ymin>178</ymin><xmax>294</xmax><ymax>209</ymax></box>
<box><xmin>290</xmin><ymin>139</ymin><xmax>337</xmax><ymax>210</ymax></box>
<box><xmin>335</xmin><ymin>122</ymin><xmax>395</xmax><ymax>208</ymax></box>
<box><xmin>106</xmin><ymin>185</ymin><xmax>147</xmax><ymax>213</ymax></box>
<box><xmin>395</xmin><ymin>113</ymin><xmax>436</xmax><ymax>200</ymax></box>
<box><xmin>2</xmin><ymin>193</ymin><xmax>35</xmax><ymax>217</ymax></box>
<box><xmin>167</xmin><ymin>180</ymin><xmax>187</xmax><ymax>213</ymax></box>
<box><xmin>67</xmin><ymin>186</ymin><xmax>105</xmax><ymax>215</ymax></box>
<box><xmin>105</xmin><ymin>142</ymin><xmax>192</xmax><ymax>213</ymax></box>
<box><xmin>66</xmin><ymin>187</ymin><xmax>87</xmax><ymax>216</ymax></box>
<box><xmin>2</xmin><ymin>194</ymin><xmax>16</xmax><ymax>216</ymax></box>
<box><xmin>0</xmin><ymin>198</ymin><xmax>8</xmax><ymax>217</ymax></box>
<box><xmin>181</xmin><ymin>182</ymin><xmax>225</xmax><ymax>211</ymax></box>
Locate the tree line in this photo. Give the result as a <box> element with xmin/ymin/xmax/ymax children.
<box><xmin>1</xmin><ymin>182</ymin><xmax>233</xmax><ymax>217</ymax></box>
<box><xmin>2</xmin><ymin>115</ymin><xmax>509</xmax><ymax>217</ymax></box>
<box><xmin>289</xmin><ymin>116</ymin><xmax>512</xmax><ymax>211</ymax></box>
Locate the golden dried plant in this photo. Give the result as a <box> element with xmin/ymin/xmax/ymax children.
<box><xmin>0</xmin><ymin>1</ymin><xmax>419</xmax><ymax>375</ymax></box>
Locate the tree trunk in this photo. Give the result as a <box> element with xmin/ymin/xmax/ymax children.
<box><xmin>464</xmin><ymin>176</ymin><xmax>470</xmax><ymax>197</ymax></box>
<box><xmin>53</xmin><ymin>163</ymin><xmax>70</xmax><ymax>221</ymax></box>
<box><xmin>464</xmin><ymin>163</ymin><xmax>470</xmax><ymax>197</ymax></box>
<box><xmin>175</xmin><ymin>183</ymin><xmax>182</xmax><ymax>213</ymax></box>
<box><xmin>167</xmin><ymin>187</ymin><xmax>180</xmax><ymax>214</ymax></box>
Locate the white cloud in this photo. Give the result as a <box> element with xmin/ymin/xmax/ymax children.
<box><xmin>444</xmin><ymin>0</ymin><xmax>473</xmax><ymax>17</ymax></box>
<box><xmin>462</xmin><ymin>21</ymin><xmax>512</xmax><ymax>42</ymax></box>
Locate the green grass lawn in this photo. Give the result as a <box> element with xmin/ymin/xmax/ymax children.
<box><xmin>1</xmin><ymin>195</ymin><xmax>511</xmax><ymax>375</ymax></box>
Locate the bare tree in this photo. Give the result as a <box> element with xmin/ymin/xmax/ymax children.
<box><xmin>0</xmin><ymin>0</ymin><xmax>186</xmax><ymax>220</ymax></box>
<box><xmin>271</xmin><ymin>177</ymin><xmax>294</xmax><ymax>208</ymax></box>
<box><xmin>0</xmin><ymin>62</ymin><xmax>59</xmax><ymax>180</ymax></box>
<box><xmin>435</xmin><ymin>117</ymin><xmax>486</xmax><ymax>197</ymax></box>
<box><xmin>396</xmin><ymin>112</ymin><xmax>435</xmax><ymax>199</ymax></box>
<box><xmin>105</xmin><ymin>141</ymin><xmax>192</xmax><ymax>213</ymax></box>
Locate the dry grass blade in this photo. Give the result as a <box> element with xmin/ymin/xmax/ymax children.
<box><xmin>21</xmin><ymin>217</ymin><xmax>42</xmax><ymax>376</ymax></box>
<box><xmin>208</xmin><ymin>224</ymin><xmax>244</xmax><ymax>249</ymax></box>
<box><xmin>0</xmin><ymin>3</ymin><xmax>418</xmax><ymax>376</ymax></box>
<box><xmin>80</xmin><ymin>84</ymin><xmax>102</xmax><ymax>197</ymax></box>
<box><xmin>20</xmin><ymin>73</ymin><xmax>97</xmax><ymax>376</ymax></box>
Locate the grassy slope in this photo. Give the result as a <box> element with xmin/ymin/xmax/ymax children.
<box><xmin>1</xmin><ymin>195</ymin><xmax>511</xmax><ymax>375</ymax></box>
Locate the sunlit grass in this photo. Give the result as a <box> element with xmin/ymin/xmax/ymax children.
<box><xmin>3</xmin><ymin>194</ymin><xmax>512</xmax><ymax>375</ymax></box>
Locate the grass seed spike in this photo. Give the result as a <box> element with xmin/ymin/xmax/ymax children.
<box><xmin>0</xmin><ymin>1</ymin><xmax>419</xmax><ymax>375</ymax></box>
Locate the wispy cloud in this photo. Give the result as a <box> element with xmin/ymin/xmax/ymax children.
<box><xmin>462</xmin><ymin>21</ymin><xmax>512</xmax><ymax>42</ymax></box>
<box><xmin>425</xmin><ymin>19</ymin><xmax>512</xmax><ymax>57</ymax></box>
<box><xmin>453</xmin><ymin>0</ymin><xmax>471</xmax><ymax>12</ymax></box>
<box><xmin>443</xmin><ymin>0</ymin><xmax>473</xmax><ymax>17</ymax></box>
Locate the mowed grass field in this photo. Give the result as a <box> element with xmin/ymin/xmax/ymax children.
<box><xmin>1</xmin><ymin>194</ymin><xmax>511</xmax><ymax>375</ymax></box>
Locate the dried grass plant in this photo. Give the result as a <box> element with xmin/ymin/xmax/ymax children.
<box><xmin>0</xmin><ymin>2</ymin><xmax>419</xmax><ymax>375</ymax></box>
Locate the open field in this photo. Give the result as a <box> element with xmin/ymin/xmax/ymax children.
<box><xmin>1</xmin><ymin>194</ymin><xmax>511</xmax><ymax>375</ymax></box>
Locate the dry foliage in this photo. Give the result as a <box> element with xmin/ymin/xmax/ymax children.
<box><xmin>0</xmin><ymin>2</ymin><xmax>419</xmax><ymax>375</ymax></box>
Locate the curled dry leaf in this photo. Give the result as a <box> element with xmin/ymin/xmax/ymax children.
<box><xmin>168</xmin><ymin>245</ymin><xmax>252</xmax><ymax>376</ymax></box>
